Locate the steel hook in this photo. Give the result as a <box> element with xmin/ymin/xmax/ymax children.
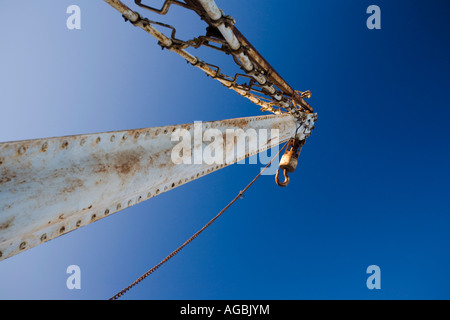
<box><xmin>275</xmin><ymin>168</ymin><xmax>290</xmax><ymax>187</ymax></box>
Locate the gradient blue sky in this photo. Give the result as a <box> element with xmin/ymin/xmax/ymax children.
<box><xmin>0</xmin><ymin>0</ymin><xmax>449</xmax><ymax>300</ymax></box>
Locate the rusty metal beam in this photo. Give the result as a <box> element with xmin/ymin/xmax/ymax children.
<box><xmin>184</xmin><ymin>0</ymin><xmax>313</xmax><ymax>113</ymax></box>
<box><xmin>103</xmin><ymin>0</ymin><xmax>287</xmax><ymax>114</ymax></box>
<box><xmin>0</xmin><ymin>113</ymin><xmax>315</xmax><ymax>261</ymax></box>
<box><xmin>230</xmin><ymin>27</ymin><xmax>313</xmax><ymax>113</ymax></box>
<box><xmin>134</xmin><ymin>0</ymin><xmax>192</xmax><ymax>15</ymax></box>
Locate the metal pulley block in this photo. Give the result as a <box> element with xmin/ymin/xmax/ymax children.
<box><xmin>279</xmin><ymin>148</ymin><xmax>298</xmax><ymax>172</ymax></box>
<box><xmin>275</xmin><ymin>138</ymin><xmax>305</xmax><ymax>187</ymax></box>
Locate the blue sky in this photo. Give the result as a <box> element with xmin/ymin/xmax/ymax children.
<box><xmin>0</xmin><ymin>0</ymin><xmax>449</xmax><ymax>299</ymax></box>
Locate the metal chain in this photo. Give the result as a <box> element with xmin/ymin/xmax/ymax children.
<box><xmin>109</xmin><ymin>141</ymin><xmax>289</xmax><ymax>300</ymax></box>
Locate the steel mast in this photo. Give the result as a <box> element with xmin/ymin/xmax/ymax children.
<box><xmin>0</xmin><ymin>0</ymin><xmax>317</xmax><ymax>261</ymax></box>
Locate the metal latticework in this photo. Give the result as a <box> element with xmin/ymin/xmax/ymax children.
<box><xmin>104</xmin><ymin>0</ymin><xmax>315</xmax><ymax>120</ymax></box>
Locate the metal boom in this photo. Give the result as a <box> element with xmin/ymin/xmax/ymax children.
<box><xmin>0</xmin><ymin>0</ymin><xmax>318</xmax><ymax>262</ymax></box>
<box><xmin>0</xmin><ymin>114</ymin><xmax>315</xmax><ymax>261</ymax></box>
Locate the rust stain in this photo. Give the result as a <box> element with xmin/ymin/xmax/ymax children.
<box><xmin>93</xmin><ymin>150</ymin><xmax>145</xmax><ymax>181</ymax></box>
<box><xmin>112</xmin><ymin>150</ymin><xmax>143</xmax><ymax>177</ymax></box>
<box><xmin>231</xmin><ymin>118</ymin><xmax>250</xmax><ymax>128</ymax></box>
<box><xmin>60</xmin><ymin>178</ymin><xmax>84</xmax><ymax>194</ymax></box>
<box><xmin>115</xmin><ymin>158</ymin><xmax>136</xmax><ymax>175</ymax></box>
<box><xmin>0</xmin><ymin>217</ymin><xmax>14</xmax><ymax>230</ymax></box>
<box><xmin>0</xmin><ymin>166</ymin><xmax>17</xmax><ymax>185</ymax></box>
<box><xmin>0</xmin><ymin>176</ymin><xmax>12</xmax><ymax>184</ymax></box>
<box><xmin>94</xmin><ymin>162</ymin><xmax>108</xmax><ymax>174</ymax></box>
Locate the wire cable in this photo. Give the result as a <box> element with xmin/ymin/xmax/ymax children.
<box><xmin>109</xmin><ymin>141</ymin><xmax>289</xmax><ymax>300</ymax></box>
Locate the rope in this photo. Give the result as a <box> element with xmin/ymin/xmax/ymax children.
<box><xmin>109</xmin><ymin>141</ymin><xmax>288</xmax><ymax>300</ymax></box>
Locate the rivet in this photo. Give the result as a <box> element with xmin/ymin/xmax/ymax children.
<box><xmin>19</xmin><ymin>242</ymin><xmax>26</xmax><ymax>250</ymax></box>
<box><xmin>59</xmin><ymin>226</ymin><xmax>65</xmax><ymax>234</ymax></box>
<box><xmin>96</xmin><ymin>137</ymin><xmax>101</xmax><ymax>144</ymax></box>
<box><xmin>41</xmin><ymin>142</ymin><xmax>48</xmax><ymax>152</ymax></box>
<box><xmin>18</xmin><ymin>146</ymin><xmax>26</xmax><ymax>155</ymax></box>
<box><xmin>116</xmin><ymin>203</ymin><xmax>122</xmax><ymax>210</ymax></box>
<box><xmin>40</xmin><ymin>234</ymin><xmax>47</xmax><ymax>242</ymax></box>
<box><xmin>110</xmin><ymin>135</ymin><xmax>116</xmax><ymax>142</ymax></box>
<box><xmin>104</xmin><ymin>209</ymin><xmax>110</xmax><ymax>215</ymax></box>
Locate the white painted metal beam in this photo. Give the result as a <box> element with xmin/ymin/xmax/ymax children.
<box><xmin>0</xmin><ymin>113</ymin><xmax>314</xmax><ymax>261</ymax></box>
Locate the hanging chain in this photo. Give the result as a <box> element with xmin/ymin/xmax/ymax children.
<box><xmin>109</xmin><ymin>141</ymin><xmax>288</xmax><ymax>300</ymax></box>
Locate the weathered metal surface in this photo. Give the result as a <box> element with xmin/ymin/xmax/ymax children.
<box><xmin>134</xmin><ymin>0</ymin><xmax>192</xmax><ymax>15</ymax></box>
<box><xmin>192</xmin><ymin>0</ymin><xmax>267</xmax><ymax>81</ymax></box>
<box><xmin>185</xmin><ymin>0</ymin><xmax>313</xmax><ymax>113</ymax></box>
<box><xmin>231</xmin><ymin>27</ymin><xmax>314</xmax><ymax>113</ymax></box>
<box><xmin>104</xmin><ymin>0</ymin><xmax>285</xmax><ymax>114</ymax></box>
<box><xmin>105</xmin><ymin>0</ymin><xmax>140</xmax><ymax>21</ymax></box>
<box><xmin>0</xmin><ymin>113</ymin><xmax>312</xmax><ymax>261</ymax></box>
